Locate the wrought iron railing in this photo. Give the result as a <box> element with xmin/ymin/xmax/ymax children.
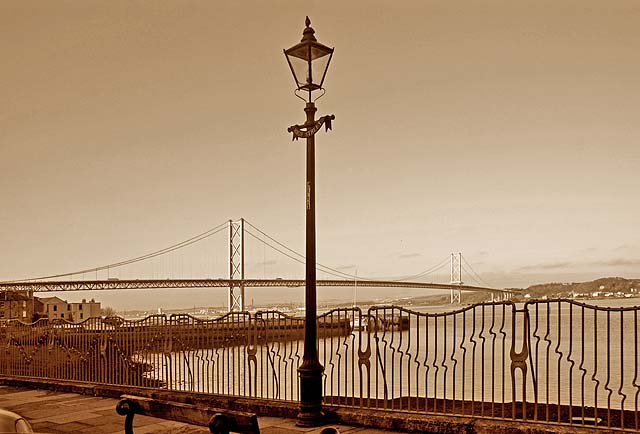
<box><xmin>1</xmin><ymin>300</ymin><xmax>638</xmax><ymax>431</ymax></box>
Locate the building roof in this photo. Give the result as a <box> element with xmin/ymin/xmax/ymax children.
<box><xmin>36</xmin><ymin>296</ymin><xmax>66</xmax><ymax>304</ymax></box>
<box><xmin>2</xmin><ymin>290</ymin><xmax>33</xmax><ymax>301</ymax></box>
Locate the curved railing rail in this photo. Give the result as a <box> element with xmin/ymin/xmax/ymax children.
<box><xmin>1</xmin><ymin>299</ymin><xmax>638</xmax><ymax>431</ymax></box>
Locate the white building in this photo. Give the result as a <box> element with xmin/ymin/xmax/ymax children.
<box><xmin>37</xmin><ymin>297</ymin><xmax>101</xmax><ymax>322</ymax></box>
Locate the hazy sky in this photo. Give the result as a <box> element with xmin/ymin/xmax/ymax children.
<box><xmin>1</xmin><ymin>1</ymin><xmax>639</xmax><ymax>298</ymax></box>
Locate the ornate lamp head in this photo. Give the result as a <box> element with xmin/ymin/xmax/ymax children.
<box><xmin>284</xmin><ymin>17</ymin><xmax>334</xmax><ymax>102</ymax></box>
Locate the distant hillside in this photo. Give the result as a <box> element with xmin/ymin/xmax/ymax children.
<box><xmin>517</xmin><ymin>277</ymin><xmax>640</xmax><ymax>300</ymax></box>
<box><xmin>399</xmin><ymin>277</ymin><xmax>640</xmax><ymax>307</ymax></box>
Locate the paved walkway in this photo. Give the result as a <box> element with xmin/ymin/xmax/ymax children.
<box><xmin>0</xmin><ymin>386</ymin><xmax>405</xmax><ymax>434</ymax></box>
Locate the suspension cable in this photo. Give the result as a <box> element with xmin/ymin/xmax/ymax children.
<box><xmin>244</xmin><ymin>219</ymin><xmax>451</xmax><ymax>282</ymax></box>
<box><xmin>461</xmin><ymin>255</ymin><xmax>493</xmax><ymax>288</ymax></box>
<box><xmin>3</xmin><ymin>220</ymin><xmax>229</xmax><ymax>283</ymax></box>
<box><xmin>244</xmin><ymin>228</ymin><xmax>356</xmax><ymax>280</ymax></box>
<box><xmin>4</xmin><ymin>218</ymin><xmax>492</xmax><ymax>288</ymax></box>
<box><xmin>244</xmin><ymin>221</ymin><xmax>362</xmax><ymax>280</ymax></box>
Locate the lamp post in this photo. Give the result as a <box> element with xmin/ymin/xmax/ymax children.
<box><xmin>284</xmin><ymin>16</ymin><xmax>335</xmax><ymax>427</ymax></box>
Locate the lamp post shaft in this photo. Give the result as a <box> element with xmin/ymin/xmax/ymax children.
<box><xmin>304</xmin><ymin>101</ymin><xmax>317</xmax><ymax>357</ymax></box>
<box><xmin>297</xmin><ymin>101</ymin><xmax>325</xmax><ymax>426</ymax></box>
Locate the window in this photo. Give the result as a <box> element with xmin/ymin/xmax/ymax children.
<box><xmin>22</xmin><ymin>310</ymin><xmax>26</xmax><ymax>318</ymax></box>
<box><xmin>61</xmin><ymin>313</ymin><xmax>64</xmax><ymax>318</ymax></box>
<box><xmin>79</xmin><ymin>304</ymin><xmax>83</xmax><ymax>310</ymax></box>
<box><xmin>67</xmin><ymin>305</ymin><xmax>71</xmax><ymax>311</ymax></box>
<box><xmin>80</xmin><ymin>313</ymin><xmax>83</xmax><ymax>319</ymax></box>
<box><xmin>22</xmin><ymin>301</ymin><xmax>26</xmax><ymax>308</ymax></box>
<box><xmin>53</xmin><ymin>305</ymin><xmax>57</xmax><ymax>312</ymax></box>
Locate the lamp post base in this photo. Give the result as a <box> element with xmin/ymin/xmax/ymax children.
<box><xmin>297</xmin><ymin>362</ymin><xmax>325</xmax><ymax>427</ymax></box>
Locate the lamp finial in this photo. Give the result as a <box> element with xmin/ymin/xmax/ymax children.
<box><xmin>301</xmin><ymin>17</ymin><xmax>316</xmax><ymax>42</ymax></box>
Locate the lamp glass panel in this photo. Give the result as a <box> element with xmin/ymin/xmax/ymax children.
<box><xmin>288</xmin><ymin>55</ymin><xmax>310</xmax><ymax>88</ymax></box>
<box><xmin>312</xmin><ymin>52</ymin><xmax>331</xmax><ymax>87</ymax></box>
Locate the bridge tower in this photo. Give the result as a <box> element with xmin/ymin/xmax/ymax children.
<box><xmin>450</xmin><ymin>252</ymin><xmax>462</xmax><ymax>303</ymax></box>
<box><xmin>228</xmin><ymin>219</ymin><xmax>245</xmax><ymax>312</ymax></box>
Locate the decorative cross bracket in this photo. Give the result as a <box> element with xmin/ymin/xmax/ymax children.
<box><xmin>287</xmin><ymin>115</ymin><xmax>335</xmax><ymax>140</ymax></box>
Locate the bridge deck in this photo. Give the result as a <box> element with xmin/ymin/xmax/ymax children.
<box><xmin>0</xmin><ymin>278</ymin><xmax>509</xmax><ymax>293</ymax></box>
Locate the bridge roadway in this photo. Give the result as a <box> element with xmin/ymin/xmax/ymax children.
<box><xmin>0</xmin><ymin>278</ymin><xmax>510</xmax><ymax>294</ymax></box>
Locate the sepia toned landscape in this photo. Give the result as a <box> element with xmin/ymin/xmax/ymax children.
<box><xmin>1</xmin><ymin>1</ymin><xmax>639</xmax><ymax>433</ymax></box>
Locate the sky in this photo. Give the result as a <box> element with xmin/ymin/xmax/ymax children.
<box><xmin>1</xmin><ymin>1</ymin><xmax>639</xmax><ymax>309</ymax></box>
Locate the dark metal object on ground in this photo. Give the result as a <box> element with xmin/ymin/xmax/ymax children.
<box><xmin>115</xmin><ymin>395</ymin><xmax>259</xmax><ymax>434</ymax></box>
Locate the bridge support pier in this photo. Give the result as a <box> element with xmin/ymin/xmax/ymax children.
<box><xmin>228</xmin><ymin>219</ymin><xmax>245</xmax><ymax>312</ymax></box>
<box><xmin>450</xmin><ymin>252</ymin><xmax>462</xmax><ymax>304</ymax></box>
<box><xmin>450</xmin><ymin>288</ymin><xmax>461</xmax><ymax>303</ymax></box>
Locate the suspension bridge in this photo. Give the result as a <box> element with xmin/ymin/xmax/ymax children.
<box><xmin>0</xmin><ymin>218</ymin><xmax>511</xmax><ymax>310</ymax></box>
